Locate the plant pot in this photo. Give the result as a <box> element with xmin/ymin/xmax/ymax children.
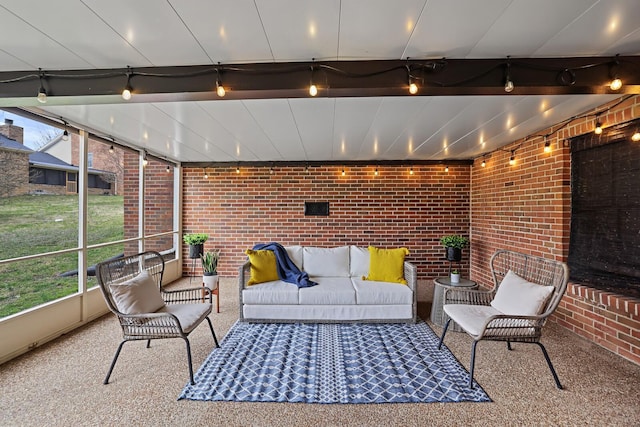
<box><xmin>450</xmin><ymin>273</ymin><xmax>460</xmax><ymax>284</ymax></box>
<box><xmin>189</xmin><ymin>244</ymin><xmax>204</xmax><ymax>259</ymax></box>
<box><xmin>203</xmin><ymin>274</ymin><xmax>219</xmax><ymax>290</ymax></box>
<box><xmin>445</xmin><ymin>247</ymin><xmax>462</xmax><ymax>262</ymax></box>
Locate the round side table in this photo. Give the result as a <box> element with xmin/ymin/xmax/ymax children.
<box><xmin>430</xmin><ymin>277</ymin><xmax>478</xmax><ymax>332</ymax></box>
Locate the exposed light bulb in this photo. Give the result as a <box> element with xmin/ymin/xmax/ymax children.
<box><xmin>37</xmin><ymin>69</ymin><xmax>47</xmax><ymax>103</ymax></box>
<box><xmin>374</xmin><ymin>167</ymin><xmax>378</xmax><ymax>176</ymax></box>
<box><xmin>270</xmin><ymin>166</ymin><xmax>274</xmax><ymax>174</ymax></box>
<box><xmin>236</xmin><ymin>166</ymin><xmax>240</xmax><ymax>174</ymax></box>
<box><xmin>122</xmin><ymin>86</ymin><xmax>132</xmax><ymax>100</ymax></box>
<box><xmin>203</xmin><ymin>168</ymin><xmax>208</xmax><ymax>179</ymax></box>
<box><xmin>504</xmin><ymin>79</ymin><xmax>514</xmax><ymax>93</ymax></box>
<box><xmin>309</xmin><ymin>84</ymin><xmax>318</xmax><ymax>97</ymax></box>
<box><xmin>62</xmin><ymin>130</ymin><xmax>69</xmax><ymax>141</ymax></box>
<box><xmin>632</xmin><ymin>131</ymin><xmax>640</xmax><ymax>142</ymax></box>
<box><xmin>409</xmin><ymin>167</ymin><xmax>414</xmax><ymax>175</ymax></box>
<box><xmin>342</xmin><ymin>168</ymin><xmax>345</xmax><ymax>176</ymax></box>
<box><xmin>444</xmin><ymin>166</ymin><xmax>449</xmax><ymax>173</ymax></box>
<box><xmin>509</xmin><ymin>155</ymin><xmax>515</xmax><ymax>166</ymax></box>
<box><xmin>166</xmin><ymin>165</ymin><xmax>171</xmax><ymax>173</ymax></box>
<box><xmin>216</xmin><ymin>81</ymin><xmax>226</xmax><ymax>97</ymax></box>
<box><xmin>594</xmin><ymin>121</ymin><xmax>603</xmax><ymax>135</ymax></box>
<box><xmin>37</xmin><ymin>87</ymin><xmax>47</xmax><ymax>103</ymax></box>
<box><xmin>481</xmin><ymin>160</ymin><xmax>486</xmax><ymax>168</ymax></box>
<box><xmin>109</xmin><ymin>145</ymin><xmax>114</xmax><ymax>154</ymax></box>
<box><xmin>142</xmin><ymin>156</ymin><xmax>148</xmax><ymax>167</ymax></box>
<box><xmin>409</xmin><ymin>82</ymin><xmax>418</xmax><ymax>95</ymax></box>
<box><xmin>544</xmin><ymin>141</ymin><xmax>551</xmax><ymax>153</ymax></box>
<box><xmin>610</xmin><ymin>78</ymin><xmax>622</xmax><ymax>91</ymax></box>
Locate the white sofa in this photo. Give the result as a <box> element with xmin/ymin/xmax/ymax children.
<box><xmin>238</xmin><ymin>245</ymin><xmax>417</xmax><ymax>323</ymax></box>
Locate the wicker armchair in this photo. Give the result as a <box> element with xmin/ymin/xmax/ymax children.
<box><xmin>96</xmin><ymin>251</ymin><xmax>219</xmax><ymax>385</ymax></box>
<box><xmin>437</xmin><ymin>249</ymin><xmax>569</xmax><ymax>389</ymax></box>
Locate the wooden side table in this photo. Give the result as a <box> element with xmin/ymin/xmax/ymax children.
<box><xmin>430</xmin><ymin>277</ymin><xmax>477</xmax><ymax>332</ymax></box>
<box><xmin>202</xmin><ymin>282</ymin><xmax>220</xmax><ymax>313</ymax></box>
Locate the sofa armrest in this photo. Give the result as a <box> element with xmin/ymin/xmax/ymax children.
<box><xmin>238</xmin><ymin>260</ymin><xmax>250</xmax><ymax>289</ymax></box>
<box><xmin>238</xmin><ymin>260</ymin><xmax>251</xmax><ymax>321</ymax></box>
<box><xmin>404</xmin><ymin>261</ymin><xmax>417</xmax><ymax>291</ymax></box>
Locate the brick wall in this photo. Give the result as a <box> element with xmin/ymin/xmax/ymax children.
<box><xmin>123</xmin><ymin>153</ymin><xmax>174</xmax><ymax>255</ymax></box>
<box><xmin>471</xmin><ymin>95</ymin><xmax>640</xmax><ymax>366</ymax></box>
<box><xmin>182</xmin><ymin>164</ymin><xmax>471</xmax><ymax>283</ymax></box>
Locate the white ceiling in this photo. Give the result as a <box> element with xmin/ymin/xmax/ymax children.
<box><xmin>1</xmin><ymin>0</ymin><xmax>639</xmax><ymax>163</ymax></box>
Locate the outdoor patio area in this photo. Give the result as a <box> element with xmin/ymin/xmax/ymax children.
<box><xmin>1</xmin><ymin>278</ymin><xmax>638</xmax><ymax>426</ymax></box>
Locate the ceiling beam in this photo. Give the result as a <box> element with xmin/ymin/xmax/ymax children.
<box><xmin>1</xmin><ymin>57</ymin><xmax>639</xmax><ymax>106</ymax></box>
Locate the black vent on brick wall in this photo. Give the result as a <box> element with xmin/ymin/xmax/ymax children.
<box><xmin>304</xmin><ymin>201</ymin><xmax>329</xmax><ymax>216</ymax></box>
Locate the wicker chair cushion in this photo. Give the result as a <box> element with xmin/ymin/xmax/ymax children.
<box><xmin>109</xmin><ymin>270</ymin><xmax>165</xmax><ymax>315</ymax></box>
<box><xmin>443</xmin><ymin>304</ymin><xmax>502</xmax><ymax>336</ymax></box>
<box><xmin>490</xmin><ymin>270</ymin><xmax>554</xmax><ymax>316</ymax></box>
<box><xmin>158</xmin><ymin>303</ymin><xmax>211</xmax><ymax>333</ymax></box>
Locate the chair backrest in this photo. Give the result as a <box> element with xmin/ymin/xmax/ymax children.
<box><xmin>96</xmin><ymin>251</ymin><xmax>165</xmax><ymax>315</ymax></box>
<box><xmin>490</xmin><ymin>249</ymin><xmax>569</xmax><ymax>316</ymax></box>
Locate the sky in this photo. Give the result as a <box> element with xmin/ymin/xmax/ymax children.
<box><xmin>0</xmin><ymin>110</ymin><xmax>61</xmax><ymax>150</ymax></box>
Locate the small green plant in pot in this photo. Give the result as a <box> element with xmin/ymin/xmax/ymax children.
<box><xmin>450</xmin><ymin>268</ymin><xmax>461</xmax><ymax>283</ymax></box>
<box><xmin>183</xmin><ymin>233</ymin><xmax>208</xmax><ymax>259</ymax></box>
<box><xmin>440</xmin><ymin>235</ymin><xmax>469</xmax><ymax>262</ymax></box>
<box><xmin>201</xmin><ymin>249</ymin><xmax>220</xmax><ymax>290</ymax></box>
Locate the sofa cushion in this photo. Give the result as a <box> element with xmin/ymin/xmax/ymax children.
<box><xmin>491</xmin><ymin>270</ymin><xmax>555</xmax><ymax>316</ymax></box>
<box><xmin>351</xmin><ymin>278</ymin><xmax>414</xmax><ymax>305</ymax></box>
<box><xmin>349</xmin><ymin>245</ymin><xmax>370</xmax><ymax>277</ymax></box>
<box><xmin>245</xmin><ymin>249</ymin><xmax>279</xmax><ymax>285</ymax></box>
<box><xmin>285</xmin><ymin>245</ymin><xmax>303</xmax><ymax>270</ymax></box>
<box><xmin>298</xmin><ymin>277</ymin><xmax>356</xmax><ymax>305</ymax></box>
<box><xmin>242</xmin><ymin>280</ymin><xmax>300</xmax><ymax>305</ymax></box>
<box><xmin>365</xmin><ymin>246</ymin><xmax>409</xmax><ymax>284</ymax></box>
<box><xmin>109</xmin><ymin>270</ymin><xmax>165</xmax><ymax>315</ymax></box>
<box><xmin>303</xmin><ymin>246</ymin><xmax>350</xmax><ymax>277</ymax></box>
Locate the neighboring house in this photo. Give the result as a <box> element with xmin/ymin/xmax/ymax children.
<box><xmin>40</xmin><ymin>133</ymin><xmax>124</xmax><ymax>195</ymax></box>
<box><xmin>0</xmin><ymin>119</ymin><xmax>115</xmax><ymax>197</ymax></box>
<box><xmin>29</xmin><ymin>150</ymin><xmax>115</xmax><ymax>195</ymax></box>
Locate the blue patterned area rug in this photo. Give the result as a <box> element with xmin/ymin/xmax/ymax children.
<box><xmin>179</xmin><ymin>320</ymin><xmax>490</xmax><ymax>404</ymax></box>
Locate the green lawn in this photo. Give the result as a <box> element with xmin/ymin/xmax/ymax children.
<box><xmin>0</xmin><ymin>194</ymin><xmax>124</xmax><ymax>317</ymax></box>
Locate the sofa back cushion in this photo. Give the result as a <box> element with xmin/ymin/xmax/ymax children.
<box><xmin>349</xmin><ymin>245</ymin><xmax>370</xmax><ymax>277</ymax></box>
<box><xmin>303</xmin><ymin>246</ymin><xmax>350</xmax><ymax>277</ymax></box>
<box><xmin>284</xmin><ymin>245</ymin><xmax>303</xmax><ymax>270</ymax></box>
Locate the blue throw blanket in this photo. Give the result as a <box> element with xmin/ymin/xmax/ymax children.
<box><xmin>252</xmin><ymin>243</ymin><xmax>317</xmax><ymax>288</ymax></box>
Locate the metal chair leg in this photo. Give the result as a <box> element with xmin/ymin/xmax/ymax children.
<box><xmin>146</xmin><ymin>339</ymin><xmax>151</xmax><ymax>348</ymax></box>
<box><xmin>437</xmin><ymin>319</ymin><xmax>452</xmax><ymax>350</ymax></box>
<box><xmin>104</xmin><ymin>340</ymin><xmax>127</xmax><ymax>384</ymax></box>
<box><xmin>507</xmin><ymin>341</ymin><xmax>512</xmax><ymax>351</ymax></box>
<box><xmin>184</xmin><ymin>338</ymin><xmax>195</xmax><ymax>385</ymax></box>
<box><xmin>469</xmin><ymin>340</ymin><xmax>479</xmax><ymax>389</ymax></box>
<box><xmin>535</xmin><ymin>342</ymin><xmax>563</xmax><ymax>389</ymax></box>
<box><xmin>206</xmin><ymin>317</ymin><xmax>219</xmax><ymax>347</ymax></box>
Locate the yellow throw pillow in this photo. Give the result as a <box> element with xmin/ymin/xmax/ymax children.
<box><xmin>365</xmin><ymin>246</ymin><xmax>410</xmax><ymax>285</ymax></box>
<box><xmin>245</xmin><ymin>249</ymin><xmax>279</xmax><ymax>285</ymax></box>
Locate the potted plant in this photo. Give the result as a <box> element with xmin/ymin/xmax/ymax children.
<box><xmin>450</xmin><ymin>268</ymin><xmax>461</xmax><ymax>284</ymax></box>
<box><xmin>201</xmin><ymin>249</ymin><xmax>220</xmax><ymax>290</ymax></box>
<box><xmin>183</xmin><ymin>233</ymin><xmax>208</xmax><ymax>259</ymax></box>
<box><xmin>440</xmin><ymin>234</ymin><xmax>469</xmax><ymax>262</ymax></box>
